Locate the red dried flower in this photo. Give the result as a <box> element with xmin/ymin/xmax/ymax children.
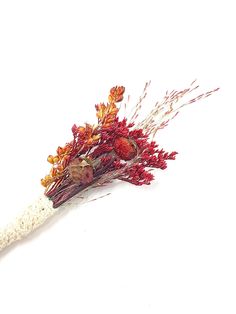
<box><xmin>113</xmin><ymin>137</ymin><xmax>137</xmax><ymax>161</ymax></box>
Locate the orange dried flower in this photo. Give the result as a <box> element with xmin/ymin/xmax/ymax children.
<box><xmin>108</xmin><ymin>86</ymin><xmax>125</xmax><ymax>103</ymax></box>
<box><xmin>96</xmin><ymin>102</ymin><xmax>119</xmax><ymax>127</ymax></box>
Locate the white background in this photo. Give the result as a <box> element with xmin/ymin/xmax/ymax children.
<box><xmin>0</xmin><ymin>1</ymin><xmax>235</xmax><ymax>313</ymax></box>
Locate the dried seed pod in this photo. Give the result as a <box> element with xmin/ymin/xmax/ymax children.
<box><xmin>68</xmin><ymin>158</ymin><xmax>94</xmax><ymax>184</ymax></box>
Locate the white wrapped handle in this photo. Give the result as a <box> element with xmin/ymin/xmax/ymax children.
<box><xmin>0</xmin><ymin>195</ymin><xmax>57</xmax><ymax>252</ymax></box>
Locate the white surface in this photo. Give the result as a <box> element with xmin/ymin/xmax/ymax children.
<box><xmin>0</xmin><ymin>1</ymin><xmax>235</xmax><ymax>313</ymax></box>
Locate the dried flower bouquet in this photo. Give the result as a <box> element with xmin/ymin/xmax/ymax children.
<box><xmin>0</xmin><ymin>81</ymin><xmax>218</xmax><ymax>252</ymax></box>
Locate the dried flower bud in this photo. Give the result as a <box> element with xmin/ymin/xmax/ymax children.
<box><xmin>68</xmin><ymin>159</ymin><xmax>93</xmax><ymax>184</ymax></box>
<box><xmin>47</xmin><ymin>155</ymin><xmax>54</xmax><ymax>164</ymax></box>
<box><xmin>109</xmin><ymin>86</ymin><xmax>125</xmax><ymax>103</ymax></box>
<box><xmin>113</xmin><ymin>137</ymin><xmax>137</xmax><ymax>161</ymax></box>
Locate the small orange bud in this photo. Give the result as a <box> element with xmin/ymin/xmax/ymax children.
<box><xmin>78</xmin><ymin>126</ymin><xmax>85</xmax><ymax>133</ymax></box>
<box><xmin>93</xmin><ymin>134</ymin><xmax>100</xmax><ymax>142</ymax></box>
<box><xmin>41</xmin><ymin>175</ymin><xmax>52</xmax><ymax>187</ymax></box>
<box><xmin>87</xmin><ymin>138</ymin><xmax>93</xmax><ymax>145</ymax></box>
<box><xmin>41</xmin><ymin>179</ymin><xmax>47</xmax><ymax>187</ymax></box>
<box><xmin>109</xmin><ymin>86</ymin><xmax>125</xmax><ymax>103</ymax></box>
<box><xmin>57</xmin><ymin>146</ymin><xmax>64</xmax><ymax>155</ymax></box>
<box><xmin>47</xmin><ymin>155</ymin><xmax>54</xmax><ymax>164</ymax></box>
<box><xmin>108</xmin><ymin>95</ymin><xmax>113</xmax><ymax>104</ymax></box>
<box><xmin>53</xmin><ymin>156</ymin><xmax>59</xmax><ymax>163</ymax></box>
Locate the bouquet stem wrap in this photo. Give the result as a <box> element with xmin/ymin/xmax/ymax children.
<box><xmin>0</xmin><ymin>195</ymin><xmax>56</xmax><ymax>252</ymax></box>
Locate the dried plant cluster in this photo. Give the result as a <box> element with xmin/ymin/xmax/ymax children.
<box><xmin>41</xmin><ymin>82</ymin><xmax>219</xmax><ymax>208</ymax></box>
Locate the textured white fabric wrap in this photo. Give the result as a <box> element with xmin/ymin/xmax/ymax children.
<box><xmin>0</xmin><ymin>195</ymin><xmax>56</xmax><ymax>252</ymax></box>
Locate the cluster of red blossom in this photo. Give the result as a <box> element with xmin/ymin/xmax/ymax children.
<box><xmin>42</xmin><ymin>86</ymin><xmax>177</xmax><ymax>208</ymax></box>
<box><xmin>90</xmin><ymin>118</ymin><xmax>177</xmax><ymax>185</ymax></box>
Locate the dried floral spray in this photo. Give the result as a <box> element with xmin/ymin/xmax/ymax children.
<box><xmin>0</xmin><ymin>81</ymin><xmax>219</xmax><ymax>252</ymax></box>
